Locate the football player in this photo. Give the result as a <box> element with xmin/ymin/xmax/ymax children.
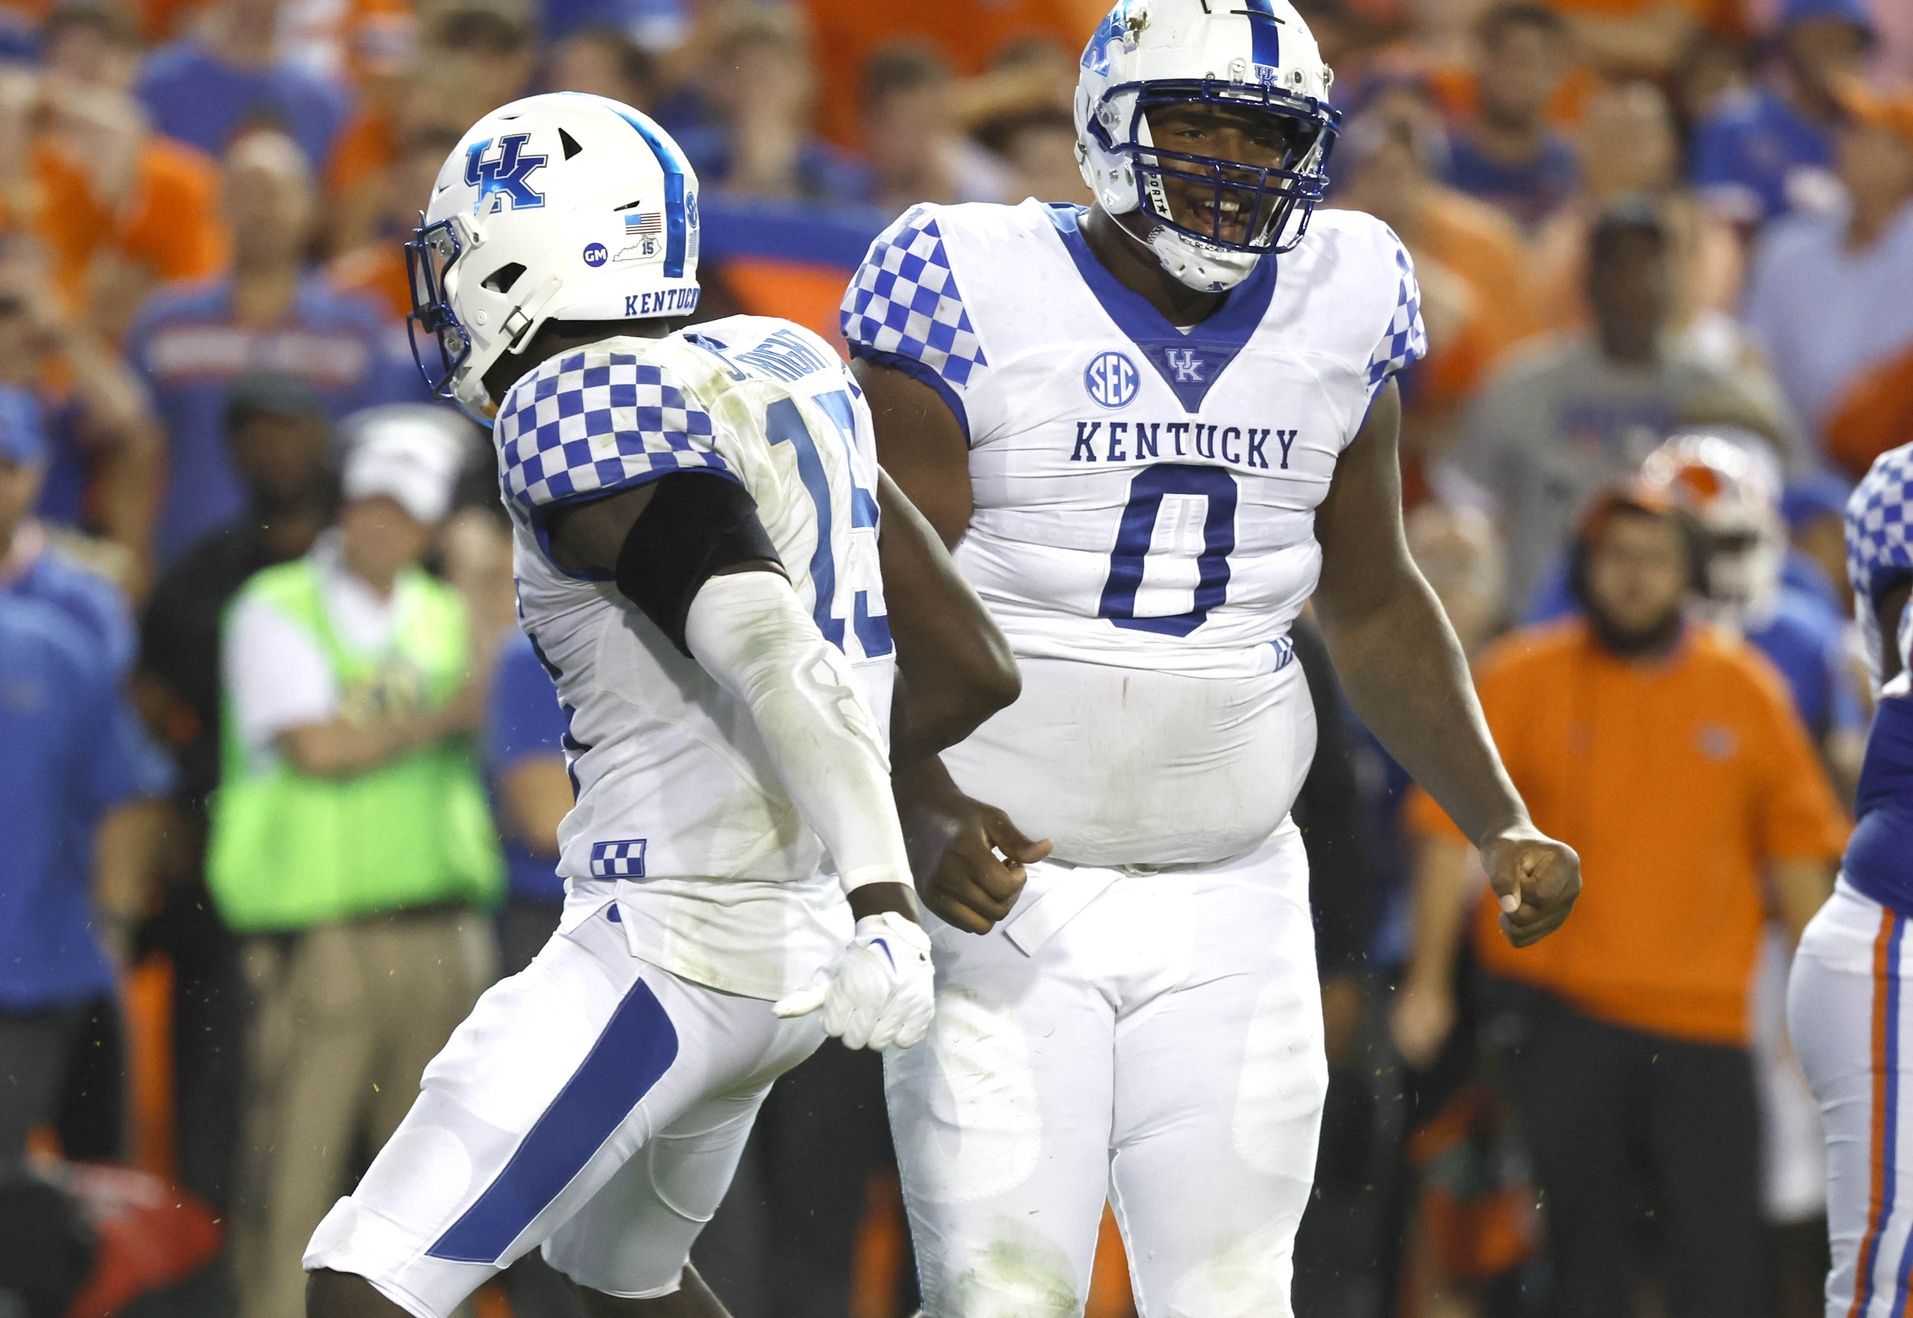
<box><xmin>303</xmin><ymin>93</ymin><xmax>1018</xmax><ymax>1317</ymax></box>
<box><xmin>1788</xmin><ymin>442</ymin><xmax>1913</xmax><ymax>1318</ymax></box>
<box><xmin>843</xmin><ymin>2</ymin><xmax>1581</xmax><ymax>1312</ymax></box>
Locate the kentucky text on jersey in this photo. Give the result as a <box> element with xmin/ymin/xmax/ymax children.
<box><xmin>1070</xmin><ymin>420</ymin><xmax>1298</xmax><ymax>469</ymax></box>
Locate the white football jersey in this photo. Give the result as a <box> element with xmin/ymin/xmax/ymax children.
<box><xmin>498</xmin><ymin>314</ymin><xmax>893</xmax><ymax>1000</ymax></box>
<box><xmin>843</xmin><ymin>200</ymin><xmax>1424</xmax><ymax>866</ymax></box>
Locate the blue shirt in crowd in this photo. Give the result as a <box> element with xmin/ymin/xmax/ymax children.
<box><xmin>1440</xmin><ymin>131</ymin><xmax>1580</xmax><ymax>229</ymax></box>
<box><xmin>673</xmin><ymin>126</ymin><xmax>875</xmax><ymax>209</ymax></box>
<box><xmin>485</xmin><ymin>634</ymin><xmax>571</xmax><ymax>905</ymax></box>
<box><xmin>1689</xmin><ymin>86</ymin><xmax>1836</xmax><ymax>226</ymax></box>
<box><xmin>126</xmin><ymin>278</ymin><xmax>416</xmax><ymax>561</ymax></box>
<box><xmin>137</xmin><ymin>40</ymin><xmax>350</xmax><ymax>169</ymax></box>
<box><xmin>0</xmin><ymin>598</ymin><xmax>160</xmax><ymax>1009</ymax></box>
<box><xmin>2</xmin><ymin>538</ymin><xmax>138</xmax><ymax>680</ymax></box>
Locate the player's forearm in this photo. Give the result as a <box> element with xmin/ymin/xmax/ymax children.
<box><xmin>684</xmin><ymin>570</ymin><xmax>914</xmax><ymax>897</ymax></box>
<box><xmin>1317</xmin><ymin>575</ymin><xmax>1528</xmax><ymax>847</ymax></box>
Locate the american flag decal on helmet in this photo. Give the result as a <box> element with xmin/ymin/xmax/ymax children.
<box><xmin>624</xmin><ymin>212</ymin><xmax>664</xmax><ymax>236</ymax></box>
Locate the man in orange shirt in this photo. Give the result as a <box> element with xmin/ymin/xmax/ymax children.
<box><xmin>16</xmin><ymin>4</ymin><xmax>229</xmax><ymax>338</ymax></box>
<box><xmin>1393</xmin><ymin>484</ymin><xmax>1847</xmax><ymax>1318</ymax></box>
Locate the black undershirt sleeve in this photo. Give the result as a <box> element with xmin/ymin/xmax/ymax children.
<box><xmin>609</xmin><ymin>473</ymin><xmax>783</xmax><ymax>655</ymax></box>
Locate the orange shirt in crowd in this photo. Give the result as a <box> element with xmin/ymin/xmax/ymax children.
<box><xmin>1404</xmin><ymin>189</ymin><xmax>1544</xmax><ymax>398</ymax></box>
<box><xmin>1824</xmin><ymin>340</ymin><xmax>1913</xmax><ymax>480</ymax></box>
<box><xmin>1406</xmin><ymin>619</ymin><xmax>1848</xmax><ymax>1046</ymax></box>
<box><xmin>16</xmin><ymin>136</ymin><xmax>229</xmax><ymax>319</ymax></box>
<box><xmin>804</xmin><ymin>0</ymin><xmax>1103</xmax><ymax>148</ymax></box>
<box><xmin>329</xmin><ymin>241</ymin><xmax>410</xmax><ymax>323</ymax></box>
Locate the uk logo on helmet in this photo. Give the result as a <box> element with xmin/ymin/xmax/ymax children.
<box><xmin>464</xmin><ymin>134</ymin><xmax>548</xmax><ymax>212</ymax></box>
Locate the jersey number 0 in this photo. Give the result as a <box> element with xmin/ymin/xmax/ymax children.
<box><xmin>1097</xmin><ymin>465</ymin><xmax>1239</xmax><ymax>638</ymax></box>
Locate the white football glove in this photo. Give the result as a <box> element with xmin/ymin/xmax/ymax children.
<box><xmin>773</xmin><ymin>912</ymin><xmax>935</xmax><ymax>1050</ymax></box>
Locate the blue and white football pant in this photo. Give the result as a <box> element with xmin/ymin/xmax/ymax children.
<box><xmin>1788</xmin><ymin>878</ymin><xmax>1913</xmax><ymax>1318</ymax></box>
<box><xmin>304</xmin><ymin>900</ymin><xmax>823</xmax><ymax>1317</ymax></box>
<box><xmin>885</xmin><ymin>820</ymin><xmax>1326</xmax><ymax>1318</ymax></box>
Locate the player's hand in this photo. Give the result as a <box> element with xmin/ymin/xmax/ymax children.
<box><xmin>896</xmin><ymin>760</ymin><xmax>1051</xmax><ymax>936</ymax></box>
<box><xmin>1479</xmin><ymin>824</ymin><xmax>1581</xmax><ymax>948</ymax></box>
<box><xmin>773</xmin><ymin>912</ymin><xmax>935</xmax><ymax>1050</ymax></box>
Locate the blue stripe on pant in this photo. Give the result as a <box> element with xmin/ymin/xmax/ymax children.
<box><xmin>426</xmin><ymin>978</ymin><xmax>680</xmax><ymax>1264</ymax></box>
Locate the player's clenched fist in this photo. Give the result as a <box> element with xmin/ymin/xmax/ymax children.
<box><xmin>895</xmin><ymin>760</ymin><xmax>1052</xmax><ymax>935</ymax></box>
<box><xmin>1481</xmin><ymin>825</ymin><xmax>1582</xmax><ymax>948</ymax></box>
<box><xmin>774</xmin><ymin>913</ymin><xmax>936</xmax><ymax>1050</ymax></box>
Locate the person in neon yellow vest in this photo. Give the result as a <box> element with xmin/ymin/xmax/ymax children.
<box><xmin>209</xmin><ymin>409</ymin><xmax>503</xmax><ymax>1318</ymax></box>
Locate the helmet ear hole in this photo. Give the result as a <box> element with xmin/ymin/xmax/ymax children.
<box><xmin>483</xmin><ymin>262</ymin><xmax>528</xmax><ymax>294</ymax></box>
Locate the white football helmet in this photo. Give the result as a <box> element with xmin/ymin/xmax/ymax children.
<box><xmin>407</xmin><ymin>93</ymin><xmax>702</xmax><ymax>420</ymax></box>
<box><xmin>1074</xmin><ymin>0</ymin><xmax>1338</xmax><ymax>292</ymax></box>
<box><xmin>1641</xmin><ymin>428</ymin><xmax>1787</xmax><ymax>627</ymax></box>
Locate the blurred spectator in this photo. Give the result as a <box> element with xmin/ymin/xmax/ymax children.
<box><xmin>207</xmin><ymin>414</ymin><xmax>499</xmax><ymax>1318</ymax></box>
<box><xmin>0</xmin><ymin>258</ymin><xmax>163</xmax><ymax>582</ymax></box>
<box><xmin>135</xmin><ymin>0</ymin><xmax>352</xmax><ymax>172</ymax></box>
<box><xmin>1742</xmin><ymin>80</ymin><xmax>1913</xmax><ymax>462</ymax></box>
<box><xmin>538</xmin><ymin>0</ymin><xmax>685</xmax><ymax>48</ymax></box>
<box><xmin>1399</xmin><ymin>486</ymin><xmax>1846</xmax><ymax>1318</ymax></box>
<box><xmin>127</xmin><ymin>128</ymin><xmax>413</xmax><ymax>561</ymax></box>
<box><xmin>676</xmin><ymin>4</ymin><xmax>871</xmax><ymax>206</ymax></box>
<box><xmin>483</xmin><ymin>632</ymin><xmax>568</xmax><ymax>965</ymax></box>
<box><xmin>862</xmin><ymin>42</ymin><xmax>1013</xmax><ymax>216</ymax></box>
<box><xmin>1688</xmin><ymin>0</ymin><xmax>1873</xmax><ymax>226</ymax></box>
<box><xmin>1644</xmin><ymin>432</ymin><xmax>1862</xmax><ymax>766</ymax></box>
<box><xmin>1538</xmin><ymin>0</ymin><xmax>1702</xmax><ymax>79</ymax></box>
<box><xmin>330</xmin><ymin>117</ymin><xmax>466</xmax><ymax>321</ymax></box>
<box><xmin>137</xmin><ymin>372</ymin><xmax>334</xmax><ymax>1217</ymax></box>
<box><xmin>1532</xmin><ymin>81</ymin><xmax>1744</xmax><ymax>339</ymax></box>
<box><xmin>967</xmin><ymin>38</ymin><xmax>1084</xmax><ymax>204</ymax></box>
<box><xmin>1454</xmin><ymin>197</ymin><xmax>1790</xmax><ymax>612</ymax></box>
<box><xmin>0</xmin><ymin>587</ymin><xmax>167</xmax><ymax>1170</ymax></box>
<box><xmin>1331</xmin><ymin>77</ymin><xmax>1543</xmax><ymax>429</ymax></box>
<box><xmin>326</xmin><ymin>4</ymin><xmax>537</xmax><ymax>257</ymax></box>
<box><xmin>1782</xmin><ymin>471</ymin><xmax>1857</xmax><ymax>618</ymax></box>
<box><xmin>800</xmin><ymin>0</ymin><xmax>1090</xmax><ymax>149</ymax></box>
<box><xmin>275</xmin><ymin>0</ymin><xmax>413</xmax><ymax>89</ymax></box>
<box><xmin>0</xmin><ymin>386</ymin><xmax>138</xmax><ymax>678</ymax></box>
<box><xmin>1437</xmin><ymin>2</ymin><xmax>1579</xmax><ymax>228</ymax></box>
<box><xmin>11</xmin><ymin>4</ymin><xmax>229</xmax><ymax>339</ymax></box>
<box><xmin>547</xmin><ymin>21</ymin><xmax>658</xmax><ymax>104</ymax></box>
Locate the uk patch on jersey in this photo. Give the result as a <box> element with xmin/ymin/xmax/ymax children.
<box><xmin>589</xmin><ymin>839</ymin><xmax>648</xmax><ymax>879</ymax></box>
<box><xmin>496</xmin><ymin>350</ymin><xmax>730</xmax><ymax>514</ymax></box>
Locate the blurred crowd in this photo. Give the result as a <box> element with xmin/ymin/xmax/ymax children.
<box><xmin>0</xmin><ymin>0</ymin><xmax>1911</xmax><ymax>1312</ymax></box>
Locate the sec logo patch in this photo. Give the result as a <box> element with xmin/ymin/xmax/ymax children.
<box><xmin>582</xmin><ymin>242</ymin><xmax>609</xmax><ymax>267</ymax></box>
<box><xmin>1085</xmin><ymin>351</ymin><xmax>1140</xmax><ymax>409</ymax></box>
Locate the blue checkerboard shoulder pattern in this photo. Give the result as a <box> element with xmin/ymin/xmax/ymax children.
<box><xmin>1849</xmin><ymin>442</ymin><xmax>1913</xmax><ymax>602</ymax></box>
<box><xmin>840</xmin><ymin>205</ymin><xmax>988</xmax><ymax>389</ymax></box>
<box><xmin>1365</xmin><ymin>235</ymin><xmax>1427</xmax><ymax>397</ymax></box>
<box><xmin>589</xmin><ymin>839</ymin><xmax>647</xmax><ymax>878</ymax></box>
<box><xmin>495</xmin><ymin>349</ymin><xmax>729</xmax><ymax>514</ymax></box>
